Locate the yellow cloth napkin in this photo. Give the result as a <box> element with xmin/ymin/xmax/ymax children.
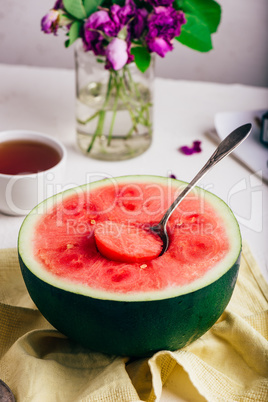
<box><xmin>0</xmin><ymin>243</ymin><xmax>267</xmax><ymax>402</ymax></box>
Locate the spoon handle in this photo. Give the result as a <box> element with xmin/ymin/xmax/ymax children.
<box><xmin>160</xmin><ymin>123</ymin><xmax>252</xmax><ymax>227</ymax></box>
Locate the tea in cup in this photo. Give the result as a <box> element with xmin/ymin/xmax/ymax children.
<box><xmin>0</xmin><ymin>130</ymin><xmax>66</xmax><ymax>216</ymax></box>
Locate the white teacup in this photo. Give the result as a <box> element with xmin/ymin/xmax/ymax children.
<box><xmin>0</xmin><ymin>130</ymin><xmax>67</xmax><ymax>216</ymax></box>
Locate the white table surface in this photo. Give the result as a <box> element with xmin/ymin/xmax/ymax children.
<box><xmin>0</xmin><ymin>63</ymin><xmax>268</xmax><ymax>400</ymax></box>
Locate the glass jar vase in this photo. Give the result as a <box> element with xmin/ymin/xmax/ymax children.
<box><xmin>75</xmin><ymin>41</ymin><xmax>154</xmax><ymax>161</ymax></box>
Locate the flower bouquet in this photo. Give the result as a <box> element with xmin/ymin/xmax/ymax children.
<box><xmin>42</xmin><ymin>0</ymin><xmax>221</xmax><ymax>160</ymax></box>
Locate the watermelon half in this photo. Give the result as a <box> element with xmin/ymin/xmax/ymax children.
<box><xmin>18</xmin><ymin>175</ymin><xmax>241</xmax><ymax>357</ymax></box>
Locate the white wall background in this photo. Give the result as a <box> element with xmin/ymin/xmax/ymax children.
<box><xmin>0</xmin><ymin>0</ymin><xmax>267</xmax><ymax>87</ymax></box>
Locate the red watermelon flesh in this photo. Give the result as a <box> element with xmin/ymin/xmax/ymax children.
<box><xmin>94</xmin><ymin>221</ymin><xmax>163</xmax><ymax>262</ymax></box>
<box><xmin>33</xmin><ymin>180</ymin><xmax>229</xmax><ymax>295</ymax></box>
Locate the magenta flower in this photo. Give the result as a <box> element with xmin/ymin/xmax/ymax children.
<box><xmin>146</xmin><ymin>7</ymin><xmax>186</xmax><ymax>57</ymax></box>
<box><xmin>41</xmin><ymin>9</ymin><xmax>60</xmax><ymax>35</ymax></box>
<box><xmin>110</xmin><ymin>0</ymin><xmax>146</xmax><ymax>39</ymax></box>
<box><xmin>180</xmin><ymin>141</ymin><xmax>202</xmax><ymax>155</ymax></box>
<box><xmin>111</xmin><ymin>0</ymin><xmax>135</xmax><ymax>27</ymax></box>
<box><xmin>148</xmin><ymin>36</ymin><xmax>172</xmax><ymax>57</ymax></box>
<box><xmin>129</xmin><ymin>7</ymin><xmax>148</xmax><ymax>39</ymax></box>
<box><xmin>54</xmin><ymin>0</ymin><xmax>63</xmax><ymax>9</ymax></box>
<box><xmin>147</xmin><ymin>0</ymin><xmax>174</xmax><ymax>6</ymax></box>
<box><xmin>83</xmin><ymin>0</ymin><xmax>143</xmax><ymax>65</ymax></box>
<box><xmin>106</xmin><ymin>38</ymin><xmax>129</xmax><ymax>70</ymax></box>
<box><xmin>83</xmin><ymin>10</ymin><xmax>112</xmax><ymax>55</ymax></box>
<box><xmin>83</xmin><ymin>4</ymin><xmax>133</xmax><ymax>56</ymax></box>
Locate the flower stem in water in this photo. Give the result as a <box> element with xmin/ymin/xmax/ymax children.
<box><xmin>79</xmin><ymin>64</ymin><xmax>152</xmax><ymax>153</ymax></box>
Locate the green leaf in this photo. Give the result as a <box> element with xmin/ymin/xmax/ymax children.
<box><xmin>63</xmin><ymin>0</ymin><xmax>86</xmax><ymax>20</ymax></box>
<box><xmin>65</xmin><ymin>20</ymin><xmax>83</xmax><ymax>47</ymax></box>
<box><xmin>176</xmin><ymin>13</ymin><xmax>213</xmax><ymax>52</ymax></box>
<box><xmin>176</xmin><ymin>0</ymin><xmax>221</xmax><ymax>33</ymax></box>
<box><xmin>131</xmin><ymin>47</ymin><xmax>151</xmax><ymax>73</ymax></box>
<box><xmin>197</xmin><ymin>0</ymin><xmax>221</xmax><ymax>33</ymax></box>
<box><xmin>83</xmin><ymin>0</ymin><xmax>103</xmax><ymax>17</ymax></box>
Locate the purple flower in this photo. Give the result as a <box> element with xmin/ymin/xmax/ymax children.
<box><xmin>110</xmin><ymin>0</ymin><xmax>146</xmax><ymax>39</ymax></box>
<box><xmin>148</xmin><ymin>36</ymin><xmax>172</xmax><ymax>57</ymax></box>
<box><xmin>83</xmin><ymin>0</ymin><xmax>144</xmax><ymax>65</ymax></box>
<box><xmin>109</xmin><ymin>4</ymin><xmax>122</xmax><ymax>30</ymax></box>
<box><xmin>126</xmin><ymin>41</ymin><xmax>135</xmax><ymax>64</ymax></box>
<box><xmin>83</xmin><ymin>0</ymin><xmax>138</xmax><ymax>52</ymax></box>
<box><xmin>146</xmin><ymin>7</ymin><xmax>186</xmax><ymax>57</ymax></box>
<box><xmin>83</xmin><ymin>10</ymin><xmax>112</xmax><ymax>55</ymax></box>
<box><xmin>54</xmin><ymin>0</ymin><xmax>63</xmax><ymax>10</ymax></box>
<box><xmin>83</xmin><ymin>5</ymin><xmax>133</xmax><ymax>55</ymax></box>
<box><xmin>180</xmin><ymin>141</ymin><xmax>202</xmax><ymax>155</ymax></box>
<box><xmin>112</xmin><ymin>0</ymin><xmax>135</xmax><ymax>27</ymax></box>
<box><xmin>147</xmin><ymin>0</ymin><xmax>174</xmax><ymax>6</ymax></box>
<box><xmin>106</xmin><ymin>38</ymin><xmax>129</xmax><ymax>70</ymax></box>
<box><xmin>129</xmin><ymin>7</ymin><xmax>148</xmax><ymax>39</ymax></box>
<box><xmin>41</xmin><ymin>9</ymin><xmax>60</xmax><ymax>35</ymax></box>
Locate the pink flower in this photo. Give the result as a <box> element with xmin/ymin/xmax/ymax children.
<box><xmin>106</xmin><ymin>38</ymin><xmax>129</xmax><ymax>70</ymax></box>
<box><xmin>146</xmin><ymin>7</ymin><xmax>186</xmax><ymax>57</ymax></box>
<box><xmin>54</xmin><ymin>0</ymin><xmax>63</xmax><ymax>9</ymax></box>
<box><xmin>148</xmin><ymin>36</ymin><xmax>172</xmax><ymax>57</ymax></box>
<box><xmin>83</xmin><ymin>10</ymin><xmax>113</xmax><ymax>55</ymax></box>
<box><xmin>41</xmin><ymin>9</ymin><xmax>60</xmax><ymax>35</ymax></box>
<box><xmin>179</xmin><ymin>141</ymin><xmax>202</xmax><ymax>155</ymax></box>
<box><xmin>148</xmin><ymin>0</ymin><xmax>174</xmax><ymax>5</ymax></box>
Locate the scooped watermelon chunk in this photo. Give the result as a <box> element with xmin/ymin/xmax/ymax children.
<box><xmin>94</xmin><ymin>221</ymin><xmax>162</xmax><ymax>262</ymax></box>
<box><xmin>18</xmin><ymin>175</ymin><xmax>241</xmax><ymax>356</ymax></box>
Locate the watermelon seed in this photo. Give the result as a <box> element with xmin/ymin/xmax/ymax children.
<box><xmin>140</xmin><ymin>264</ymin><xmax>147</xmax><ymax>269</ymax></box>
<box><xmin>90</xmin><ymin>219</ymin><xmax>96</xmax><ymax>224</ymax></box>
<box><xmin>67</xmin><ymin>244</ymin><xmax>74</xmax><ymax>249</ymax></box>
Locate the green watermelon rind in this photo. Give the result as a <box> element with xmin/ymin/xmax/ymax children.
<box><xmin>18</xmin><ymin>252</ymin><xmax>240</xmax><ymax>356</ymax></box>
<box><xmin>18</xmin><ymin>175</ymin><xmax>242</xmax><ymax>302</ymax></box>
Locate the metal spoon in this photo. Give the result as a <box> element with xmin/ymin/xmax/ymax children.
<box><xmin>151</xmin><ymin>123</ymin><xmax>252</xmax><ymax>255</ymax></box>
